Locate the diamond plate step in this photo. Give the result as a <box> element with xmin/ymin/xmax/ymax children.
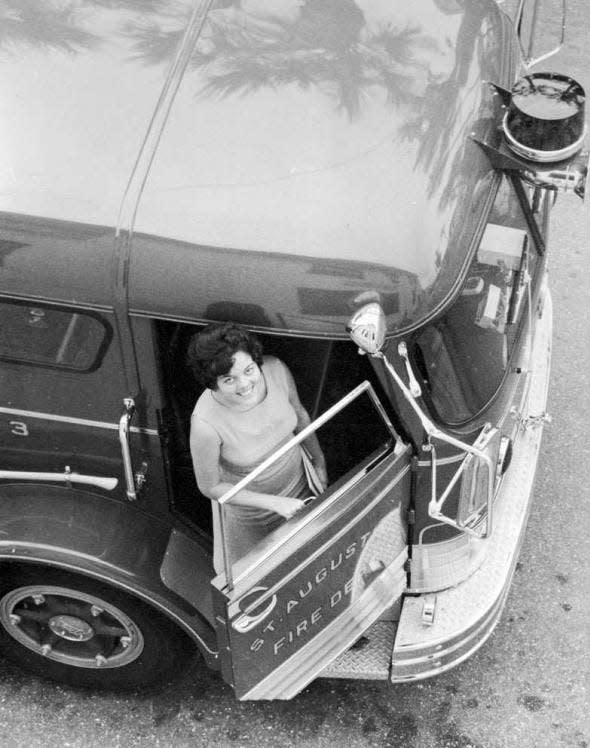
<box><xmin>319</xmin><ymin>621</ymin><xmax>395</xmax><ymax>680</ymax></box>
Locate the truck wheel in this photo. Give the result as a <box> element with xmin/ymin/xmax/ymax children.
<box><xmin>0</xmin><ymin>567</ymin><xmax>193</xmax><ymax>691</ymax></box>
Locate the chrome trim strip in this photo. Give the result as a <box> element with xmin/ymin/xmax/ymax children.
<box><xmin>502</xmin><ymin>113</ymin><xmax>586</xmax><ymax>163</ymax></box>
<box><xmin>0</xmin><ymin>545</ymin><xmax>219</xmax><ymax>658</ymax></box>
<box><xmin>391</xmin><ymin>580</ymin><xmax>508</xmax><ymax>680</ymax></box>
<box><xmin>416</xmin><ymin>454</ymin><xmax>464</xmax><ymax>468</ymax></box>
<box><xmin>0</xmin><ymin>470</ymin><xmax>118</xmax><ymax>491</ymax></box>
<box><xmin>0</xmin><ymin>406</ymin><xmax>158</xmax><ymax>436</ymax></box>
<box><xmin>0</xmin><ymin>292</ymin><xmax>113</xmax><ymax>314</ymax></box>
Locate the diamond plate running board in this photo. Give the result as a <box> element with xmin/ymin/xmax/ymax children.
<box><xmin>319</xmin><ymin>620</ymin><xmax>396</xmax><ymax>680</ymax></box>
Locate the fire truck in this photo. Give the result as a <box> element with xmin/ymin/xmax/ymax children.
<box><xmin>0</xmin><ymin>0</ymin><xmax>586</xmax><ymax>699</ymax></box>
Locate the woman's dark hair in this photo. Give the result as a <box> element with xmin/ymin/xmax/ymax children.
<box><xmin>186</xmin><ymin>322</ymin><xmax>264</xmax><ymax>389</ymax></box>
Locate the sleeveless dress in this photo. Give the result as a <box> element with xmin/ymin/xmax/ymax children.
<box><xmin>191</xmin><ymin>356</ymin><xmax>307</xmax><ymax>573</ymax></box>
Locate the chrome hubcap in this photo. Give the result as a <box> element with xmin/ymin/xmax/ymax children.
<box><xmin>48</xmin><ymin>614</ymin><xmax>94</xmax><ymax>642</ymax></box>
<box><xmin>0</xmin><ymin>585</ymin><xmax>144</xmax><ymax>669</ymax></box>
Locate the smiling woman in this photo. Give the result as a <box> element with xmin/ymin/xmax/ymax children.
<box><xmin>187</xmin><ymin>322</ymin><xmax>327</xmax><ymax>572</ymax></box>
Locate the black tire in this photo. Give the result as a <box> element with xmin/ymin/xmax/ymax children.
<box><xmin>0</xmin><ymin>566</ymin><xmax>193</xmax><ymax>691</ymax></box>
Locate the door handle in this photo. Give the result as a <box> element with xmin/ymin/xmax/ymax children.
<box><xmin>232</xmin><ymin>587</ymin><xmax>278</xmax><ymax>633</ymax></box>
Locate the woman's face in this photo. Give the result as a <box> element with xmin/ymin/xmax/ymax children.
<box><xmin>215</xmin><ymin>350</ymin><xmax>264</xmax><ymax>408</ymax></box>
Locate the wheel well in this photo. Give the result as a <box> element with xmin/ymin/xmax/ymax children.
<box><xmin>0</xmin><ymin>560</ymin><xmax>178</xmax><ymax>623</ymax></box>
<box><xmin>0</xmin><ymin>561</ymin><xmax>204</xmax><ymax>690</ymax></box>
<box><xmin>0</xmin><ymin>560</ymin><xmax>219</xmax><ymax>667</ymax></box>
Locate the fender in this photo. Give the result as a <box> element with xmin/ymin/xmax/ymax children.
<box><xmin>0</xmin><ymin>483</ymin><xmax>219</xmax><ymax>667</ymax></box>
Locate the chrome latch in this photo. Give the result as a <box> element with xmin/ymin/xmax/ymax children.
<box><xmin>521</xmin><ymin>412</ymin><xmax>552</xmax><ymax>430</ymax></box>
<box><xmin>135</xmin><ymin>461</ymin><xmax>148</xmax><ymax>491</ymax></box>
<box><xmin>422</xmin><ymin>595</ymin><xmax>437</xmax><ymax>626</ymax></box>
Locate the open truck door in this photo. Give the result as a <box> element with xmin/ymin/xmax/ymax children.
<box><xmin>210</xmin><ymin>381</ymin><xmax>411</xmax><ymax>700</ymax></box>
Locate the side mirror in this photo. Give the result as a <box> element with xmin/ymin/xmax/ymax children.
<box><xmin>346</xmin><ymin>302</ymin><xmax>387</xmax><ymax>355</ymax></box>
<box><xmin>516</xmin><ymin>0</ymin><xmax>566</xmax><ymax>68</ymax></box>
<box><xmin>429</xmin><ymin>427</ymin><xmax>501</xmax><ymax>538</ymax></box>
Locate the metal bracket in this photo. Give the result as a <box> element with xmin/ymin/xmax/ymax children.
<box><xmin>521</xmin><ymin>412</ymin><xmax>552</xmax><ymax>430</ymax></box>
<box><xmin>135</xmin><ymin>461</ymin><xmax>149</xmax><ymax>492</ymax></box>
<box><xmin>421</xmin><ymin>595</ymin><xmax>437</xmax><ymax>626</ymax></box>
<box><xmin>488</xmin><ymin>80</ymin><xmax>512</xmax><ymax>108</ymax></box>
<box><xmin>398</xmin><ymin>341</ymin><xmax>422</xmax><ymax>397</ymax></box>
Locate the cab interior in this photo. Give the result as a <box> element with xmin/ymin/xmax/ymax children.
<box><xmin>155</xmin><ymin>320</ymin><xmax>399</xmax><ymax>536</ymax></box>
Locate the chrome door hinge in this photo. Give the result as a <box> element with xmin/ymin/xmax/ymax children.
<box><xmin>512</xmin><ymin>407</ymin><xmax>552</xmax><ymax>430</ymax></box>
<box><xmin>135</xmin><ymin>461</ymin><xmax>149</xmax><ymax>492</ymax></box>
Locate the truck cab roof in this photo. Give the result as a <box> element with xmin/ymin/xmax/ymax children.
<box><xmin>0</xmin><ymin>0</ymin><xmax>512</xmax><ymax>336</ymax></box>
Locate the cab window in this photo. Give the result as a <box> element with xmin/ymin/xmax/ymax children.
<box><xmin>412</xmin><ymin>174</ymin><xmax>540</xmax><ymax>425</ymax></box>
<box><xmin>0</xmin><ymin>300</ymin><xmax>110</xmax><ymax>372</ymax></box>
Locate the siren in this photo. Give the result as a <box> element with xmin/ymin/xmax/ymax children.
<box><xmin>503</xmin><ymin>73</ymin><xmax>585</xmax><ymax>162</ymax></box>
<box><xmin>475</xmin><ymin>73</ymin><xmax>589</xmax><ymax>199</ymax></box>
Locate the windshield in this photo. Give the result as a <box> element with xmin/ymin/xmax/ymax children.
<box><xmin>411</xmin><ymin>174</ymin><xmax>540</xmax><ymax>425</ymax></box>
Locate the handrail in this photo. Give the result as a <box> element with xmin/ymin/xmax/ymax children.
<box><xmin>118</xmin><ymin>398</ymin><xmax>138</xmax><ymax>501</ymax></box>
